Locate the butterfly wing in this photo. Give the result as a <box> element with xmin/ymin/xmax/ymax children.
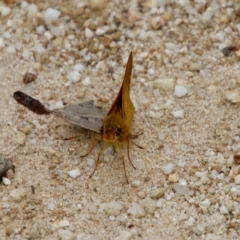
<box><xmin>103</xmin><ymin>52</ymin><xmax>134</xmax><ymax>136</ymax></box>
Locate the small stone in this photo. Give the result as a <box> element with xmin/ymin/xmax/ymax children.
<box><xmin>2</xmin><ymin>177</ymin><xmax>11</xmax><ymax>185</ymax></box>
<box><xmin>189</xmin><ymin>63</ymin><xmax>202</xmax><ymax>72</ymax></box>
<box><xmin>127</xmin><ymin>202</ymin><xmax>146</xmax><ymax>218</ymax></box>
<box><xmin>153</xmin><ymin>78</ymin><xmax>174</xmax><ymax>92</ymax></box>
<box><xmin>10</xmin><ymin>188</ymin><xmax>27</xmax><ymax>201</ymax></box>
<box><xmin>0</xmin><ymin>37</ymin><xmax>5</xmax><ymax>48</ymax></box>
<box><xmin>225</xmin><ymin>89</ymin><xmax>240</xmax><ymax>103</ymax></box>
<box><xmin>193</xmin><ymin>223</ymin><xmax>206</xmax><ymax>235</ymax></box>
<box><xmin>47</xmin><ymin>202</ymin><xmax>55</xmax><ymax>210</ymax></box>
<box><xmin>150</xmin><ymin>188</ymin><xmax>165</xmax><ymax>199</ymax></box>
<box><xmin>172</xmin><ymin>110</ymin><xmax>184</xmax><ymax>118</ymax></box>
<box><xmin>43</xmin><ymin>8</ymin><xmax>61</xmax><ymax>23</ymax></box>
<box><xmin>73</xmin><ymin>63</ymin><xmax>84</xmax><ymax>72</ymax></box>
<box><xmin>128</xmin><ymin>9</ymin><xmax>142</xmax><ymax>22</ymax></box>
<box><xmin>174</xmin><ymin>184</ymin><xmax>189</xmax><ymax>195</ymax></box>
<box><xmin>85</xmin><ymin>28</ymin><xmax>93</xmax><ymax>38</ymax></box>
<box><xmin>86</xmin><ymin>158</ymin><xmax>95</xmax><ymax>167</ymax></box>
<box><xmin>215</xmin><ymin>31</ymin><xmax>226</xmax><ymax>42</ymax></box>
<box><xmin>96</xmin><ymin>27</ymin><xmax>105</xmax><ymax>36</ymax></box>
<box><xmin>151</xmin><ymin>16</ymin><xmax>165</xmax><ymax>30</ymax></box>
<box><xmin>141</xmin><ymin>197</ymin><xmax>157</xmax><ymax>214</ymax></box>
<box><xmin>14</xmin><ymin>132</ymin><xmax>27</xmax><ymax>145</ymax></box>
<box><xmin>82</xmin><ymin>77</ymin><xmax>91</xmax><ymax>85</ymax></box>
<box><xmin>174</xmin><ymin>85</ymin><xmax>187</xmax><ymax>97</ymax></box>
<box><xmin>0</xmin><ymin>155</ymin><xmax>14</xmax><ymax>178</ymax></box>
<box><xmin>234</xmin><ymin>174</ymin><xmax>240</xmax><ymax>184</ymax></box>
<box><xmin>68</xmin><ymin>169</ymin><xmax>80</xmax><ymax>178</ymax></box>
<box><xmin>29</xmin><ymin>223</ymin><xmax>40</xmax><ymax>239</ymax></box>
<box><xmin>0</xmin><ymin>5</ymin><xmax>11</xmax><ymax>17</ymax></box>
<box><xmin>7</xmin><ymin>46</ymin><xmax>16</xmax><ymax>54</ymax></box>
<box><xmin>34</xmin><ymin>45</ymin><xmax>47</xmax><ymax>62</ymax></box>
<box><xmin>89</xmin><ymin>0</ymin><xmax>107</xmax><ymax>10</ymax></box>
<box><xmin>168</xmin><ymin>173</ymin><xmax>179</xmax><ymax>183</ymax></box>
<box><xmin>59</xmin><ymin>220</ymin><xmax>70</xmax><ymax>227</ymax></box>
<box><xmin>102</xmin><ymin>201</ymin><xmax>123</xmax><ymax>216</ymax></box>
<box><xmin>58</xmin><ymin>229</ymin><xmax>75</xmax><ymax>240</ymax></box>
<box><xmin>219</xmin><ymin>205</ymin><xmax>228</xmax><ymax>215</ymax></box>
<box><xmin>114</xmin><ymin>230</ymin><xmax>132</xmax><ymax>240</ymax></box>
<box><xmin>67</xmin><ymin>71</ymin><xmax>81</xmax><ymax>83</ymax></box>
<box><xmin>22</xmin><ymin>72</ymin><xmax>37</xmax><ymax>84</ymax></box>
<box><xmin>201</xmin><ymin>199</ymin><xmax>211</xmax><ymax>207</ymax></box>
<box><xmin>162</xmin><ymin>163</ymin><xmax>175</xmax><ymax>175</ymax></box>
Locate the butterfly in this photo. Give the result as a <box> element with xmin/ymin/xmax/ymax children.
<box><xmin>83</xmin><ymin>52</ymin><xmax>142</xmax><ymax>183</ymax></box>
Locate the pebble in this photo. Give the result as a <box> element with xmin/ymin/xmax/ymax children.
<box><xmin>2</xmin><ymin>177</ymin><xmax>11</xmax><ymax>185</ymax></box>
<box><xmin>58</xmin><ymin>229</ymin><xmax>75</xmax><ymax>240</ymax></box>
<box><xmin>153</xmin><ymin>78</ymin><xmax>174</xmax><ymax>92</ymax></box>
<box><xmin>150</xmin><ymin>188</ymin><xmax>165</xmax><ymax>200</ymax></box>
<box><xmin>14</xmin><ymin>132</ymin><xmax>27</xmax><ymax>145</ymax></box>
<box><xmin>141</xmin><ymin>197</ymin><xmax>157</xmax><ymax>214</ymax></box>
<box><xmin>43</xmin><ymin>8</ymin><xmax>61</xmax><ymax>23</ymax></box>
<box><xmin>68</xmin><ymin>169</ymin><xmax>81</xmax><ymax>178</ymax></box>
<box><xmin>127</xmin><ymin>202</ymin><xmax>146</xmax><ymax>218</ymax></box>
<box><xmin>219</xmin><ymin>205</ymin><xmax>228</xmax><ymax>215</ymax></box>
<box><xmin>162</xmin><ymin>163</ymin><xmax>175</xmax><ymax>175</ymax></box>
<box><xmin>148</xmin><ymin>68</ymin><xmax>155</xmax><ymax>75</ymax></box>
<box><xmin>114</xmin><ymin>230</ymin><xmax>132</xmax><ymax>240</ymax></box>
<box><xmin>89</xmin><ymin>0</ymin><xmax>107</xmax><ymax>10</ymax></box>
<box><xmin>53</xmin><ymin>219</ymin><xmax>70</xmax><ymax>228</ymax></box>
<box><xmin>86</xmin><ymin>158</ymin><xmax>95</xmax><ymax>167</ymax></box>
<box><xmin>168</xmin><ymin>173</ymin><xmax>179</xmax><ymax>183</ymax></box>
<box><xmin>34</xmin><ymin>45</ymin><xmax>47</xmax><ymax>62</ymax></box>
<box><xmin>128</xmin><ymin>9</ymin><xmax>142</xmax><ymax>22</ymax></box>
<box><xmin>172</xmin><ymin>110</ymin><xmax>184</xmax><ymax>118</ymax></box>
<box><xmin>0</xmin><ymin>5</ymin><xmax>11</xmax><ymax>17</ymax></box>
<box><xmin>189</xmin><ymin>63</ymin><xmax>202</xmax><ymax>72</ymax></box>
<box><xmin>10</xmin><ymin>188</ymin><xmax>27</xmax><ymax>201</ymax></box>
<box><xmin>174</xmin><ymin>184</ymin><xmax>189</xmax><ymax>195</ymax></box>
<box><xmin>215</xmin><ymin>31</ymin><xmax>226</xmax><ymax>42</ymax></box>
<box><xmin>85</xmin><ymin>27</ymin><xmax>93</xmax><ymax>38</ymax></box>
<box><xmin>193</xmin><ymin>223</ymin><xmax>206</xmax><ymax>235</ymax></box>
<box><xmin>7</xmin><ymin>46</ymin><xmax>16</xmax><ymax>54</ymax></box>
<box><xmin>0</xmin><ymin>37</ymin><xmax>5</xmax><ymax>48</ymax></box>
<box><xmin>27</xmin><ymin>3</ymin><xmax>38</xmax><ymax>19</ymax></box>
<box><xmin>47</xmin><ymin>202</ymin><xmax>55</xmax><ymax>210</ymax></box>
<box><xmin>73</xmin><ymin>63</ymin><xmax>84</xmax><ymax>72</ymax></box>
<box><xmin>67</xmin><ymin>71</ymin><xmax>81</xmax><ymax>83</ymax></box>
<box><xmin>29</xmin><ymin>223</ymin><xmax>40</xmax><ymax>239</ymax></box>
<box><xmin>225</xmin><ymin>89</ymin><xmax>240</xmax><ymax>103</ymax></box>
<box><xmin>174</xmin><ymin>85</ymin><xmax>187</xmax><ymax>97</ymax></box>
<box><xmin>151</xmin><ymin>16</ymin><xmax>165</xmax><ymax>30</ymax></box>
<box><xmin>101</xmin><ymin>200</ymin><xmax>123</xmax><ymax>216</ymax></box>
<box><xmin>96</xmin><ymin>27</ymin><xmax>105</xmax><ymax>36</ymax></box>
<box><xmin>82</xmin><ymin>77</ymin><xmax>91</xmax><ymax>85</ymax></box>
<box><xmin>0</xmin><ymin>155</ymin><xmax>14</xmax><ymax>178</ymax></box>
<box><xmin>201</xmin><ymin>199</ymin><xmax>211</xmax><ymax>208</ymax></box>
<box><xmin>234</xmin><ymin>174</ymin><xmax>240</xmax><ymax>184</ymax></box>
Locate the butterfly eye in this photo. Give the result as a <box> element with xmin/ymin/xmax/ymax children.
<box><xmin>100</xmin><ymin>126</ymin><xmax>103</xmax><ymax>134</ymax></box>
<box><xmin>116</xmin><ymin>127</ymin><xmax>122</xmax><ymax>137</ymax></box>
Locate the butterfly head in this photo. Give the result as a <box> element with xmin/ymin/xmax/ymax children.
<box><xmin>100</xmin><ymin>125</ymin><xmax>123</xmax><ymax>142</ymax></box>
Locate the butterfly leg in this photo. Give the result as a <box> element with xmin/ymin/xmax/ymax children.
<box><xmin>89</xmin><ymin>144</ymin><xmax>109</xmax><ymax>179</ymax></box>
<box><xmin>115</xmin><ymin>145</ymin><xmax>129</xmax><ymax>184</ymax></box>
<box><xmin>81</xmin><ymin>133</ymin><xmax>96</xmax><ymax>157</ymax></box>
<box><xmin>127</xmin><ymin>140</ymin><xmax>136</xmax><ymax>170</ymax></box>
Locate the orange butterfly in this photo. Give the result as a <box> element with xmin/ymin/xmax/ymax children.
<box><xmin>83</xmin><ymin>52</ymin><xmax>142</xmax><ymax>183</ymax></box>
